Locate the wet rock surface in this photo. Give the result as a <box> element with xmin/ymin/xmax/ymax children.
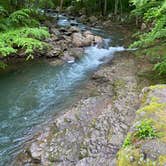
<box><xmin>13</xmin><ymin>52</ymin><xmax>140</xmax><ymax>166</ymax></box>
<box><xmin>45</xmin><ymin>21</ymin><xmax>103</xmax><ymax>63</ymax></box>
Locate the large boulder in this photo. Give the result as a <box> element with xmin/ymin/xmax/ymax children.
<box><xmin>46</xmin><ymin>46</ymin><xmax>63</xmax><ymax>58</ymax></box>
<box><xmin>72</xmin><ymin>32</ymin><xmax>85</xmax><ymax>47</ymax></box>
<box><xmin>83</xmin><ymin>30</ymin><xmax>94</xmax><ymax>42</ymax></box>
<box><xmin>94</xmin><ymin>36</ymin><xmax>103</xmax><ymax>44</ymax></box>
<box><xmin>117</xmin><ymin>85</ymin><xmax>166</xmax><ymax>166</ymax></box>
<box><xmin>89</xmin><ymin>16</ymin><xmax>98</xmax><ymax>23</ymax></box>
<box><xmin>72</xmin><ymin>31</ymin><xmax>98</xmax><ymax>47</ymax></box>
<box><xmin>72</xmin><ymin>32</ymin><xmax>93</xmax><ymax>47</ymax></box>
<box><xmin>69</xmin><ymin>26</ymin><xmax>80</xmax><ymax>33</ymax></box>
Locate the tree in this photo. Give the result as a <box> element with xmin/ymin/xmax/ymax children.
<box><xmin>59</xmin><ymin>0</ymin><xmax>64</xmax><ymax>13</ymax></box>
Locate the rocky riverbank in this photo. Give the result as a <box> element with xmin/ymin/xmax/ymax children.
<box><xmin>1</xmin><ymin>13</ymin><xmax>104</xmax><ymax>67</ymax></box>
<box><xmin>13</xmin><ymin>51</ymin><xmax>140</xmax><ymax>165</ymax></box>
<box><xmin>12</xmin><ymin>14</ymin><xmax>166</xmax><ymax>166</ymax></box>
<box><xmin>13</xmin><ymin>51</ymin><xmax>166</xmax><ymax>166</ymax></box>
<box><xmin>45</xmin><ymin>25</ymin><xmax>103</xmax><ymax>62</ymax></box>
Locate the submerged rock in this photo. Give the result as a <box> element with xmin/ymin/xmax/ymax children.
<box><xmin>70</xmin><ymin>47</ymin><xmax>84</xmax><ymax>59</ymax></box>
<box><xmin>61</xmin><ymin>51</ymin><xmax>75</xmax><ymax>63</ymax></box>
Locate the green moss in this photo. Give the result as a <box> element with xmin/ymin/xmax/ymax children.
<box><xmin>141</xmin><ymin>90</ymin><xmax>149</xmax><ymax>105</ymax></box>
<box><xmin>149</xmin><ymin>85</ymin><xmax>166</xmax><ymax>90</ymax></box>
<box><xmin>158</xmin><ymin>155</ymin><xmax>166</xmax><ymax>166</ymax></box>
<box><xmin>117</xmin><ymin>147</ymin><xmax>157</xmax><ymax>166</ymax></box>
<box><xmin>137</xmin><ymin>102</ymin><xmax>166</xmax><ymax>114</ymax></box>
<box><xmin>117</xmin><ymin>148</ymin><xmax>132</xmax><ymax>166</ymax></box>
<box><xmin>114</xmin><ymin>79</ymin><xmax>126</xmax><ymax>90</ymax></box>
<box><xmin>79</xmin><ymin>143</ymin><xmax>89</xmax><ymax>160</ymax></box>
<box><xmin>118</xmin><ymin>85</ymin><xmax>166</xmax><ymax>165</ymax></box>
<box><xmin>137</xmin><ymin>96</ymin><xmax>166</xmax><ymax>142</ymax></box>
<box><xmin>123</xmin><ymin>133</ymin><xmax>132</xmax><ymax>148</ymax></box>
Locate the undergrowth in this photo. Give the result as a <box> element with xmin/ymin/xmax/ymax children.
<box><xmin>134</xmin><ymin>119</ymin><xmax>158</xmax><ymax>139</ymax></box>
<box><xmin>0</xmin><ymin>27</ymin><xmax>50</xmax><ymax>58</ymax></box>
<box><xmin>0</xmin><ymin>6</ymin><xmax>51</xmax><ymax>68</ymax></box>
<box><xmin>130</xmin><ymin>0</ymin><xmax>166</xmax><ymax>75</ymax></box>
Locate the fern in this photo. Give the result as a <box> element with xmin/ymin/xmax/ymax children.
<box><xmin>130</xmin><ymin>0</ymin><xmax>166</xmax><ymax>75</ymax></box>
<box><xmin>0</xmin><ymin>6</ymin><xmax>51</xmax><ymax>68</ymax></box>
<box><xmin>0</xmin><ymin>46</ymin><xmax>16</xmax><ymax>57</ymax></box>
<box><xmin>13</xmin><ymin>37</ymin><xmax>45</xmax><ymax>54</ymax></box>
<box><xmin>20</xmin><ymin>27</ymin><xmax>50</xmax><ymax>40</ymax></box>
<box><xmin>0</xmin><ymin>27</ymin><xmax>50</xmax><ymax>58</ymax></box>
<box><xmin>154</xmin><ymin>59</ymin><xmax>166</xmax><ymax>75</ymax></box>
<box><xmin>0</xmin><ymin>5</ymin><xmax>8</xmax><ymax>17</ymax></box>
<box><xmin>9</xmin><ymin>8</ymin><xmax>40</xmax><ymax>27</ymax></box>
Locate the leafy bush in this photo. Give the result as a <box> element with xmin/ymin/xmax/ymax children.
<box><xmin>0</xmin><ymin>8</ymin><xmax>45</xmax><ymax>31</ymax></box>
<box><xmin>0</xmin><ymin>5</ymin><xmax>8</xmax><ymax>17</ymax></box>
<box><xmin>134</xmin><ymin>119</ymin><xmax>158</xmax><ymax>139</ymax></box>
<box><xmin>0</xmin><ymin>4</ymin><xmax>51</xmax><ymax>68</ymax></box>
<box><xmin>38</xmin><ymin>0</ymin><xmax>55</xmax><ymax>9</ymax></box>
<box><xmin>130</xmin><ymin>0</ymin><xmax>166</xmax><ymax>75</ymax></box>
<box><xmin>0</xmin><ymin>27</ymin><xmax>50</xmax><ymax>58</ymax></box>
<box><xmin>9</xmin><ymin>8</ymin><xmax>40</xmax><ymax>27</ymax></box>
<box><xmin>154</xmin><ymin>60</ymin><xmax>166</xmax><ymax>75</ymax></box>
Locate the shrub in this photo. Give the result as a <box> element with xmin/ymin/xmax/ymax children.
<box><xmin>0</xmin><ymin>27</ymin><xmax>50</xmax><ymax>58</ymax></box>
<box><xmin>134</xmin><ymin>119</ymin><xmax>158</xmax><ymax>139</ymax></box>
<box><xmin>0</xmin><ymin>5</ymin><xmax>8</xmax><ymax>17</ymax></box>
<box><xmin>130</xmin><ymin>0</ymin><xmax>166</xmax><ymax>76</ymax></box>
<box><xmin>154</xmin><ymin>60</ymin><xmax>166</xmax><ymax>75</ymax></box>
<box><xmin>9</xmin><ymin>8</ymin><xmax>40</xmax><ymax>27</ymax></box>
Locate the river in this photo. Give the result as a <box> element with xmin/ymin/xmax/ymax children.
<box><xmin>0</xmin><ymin>14</ymin><xmax>125</xmax><ymax>165</ymax></box>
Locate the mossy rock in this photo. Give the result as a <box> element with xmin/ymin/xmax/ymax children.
<box><xmin>117</xmin><ymin>85</ymin><xmax>166</xmax><ymax>166</ymax></box>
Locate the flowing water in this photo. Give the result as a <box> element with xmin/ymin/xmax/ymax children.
<box><xmin>0</xmin><ymin>14</ymin><xmax>125</xmax><ymax>165</ymax></box>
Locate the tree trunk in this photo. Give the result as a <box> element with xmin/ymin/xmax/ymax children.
<box><xmin>114</xmin><ymin>0</ymin><xmax>119</xmax><ymax>15</ymax></box>
<box><xmin>60</xmin><ymin>0</ymin><xmax>64</xmax><ymax>13</ymax></box>
<box><xmin>104</xmin><ymin>0</ymin><xmax>107</xmax><ymax>16</ymax></box>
